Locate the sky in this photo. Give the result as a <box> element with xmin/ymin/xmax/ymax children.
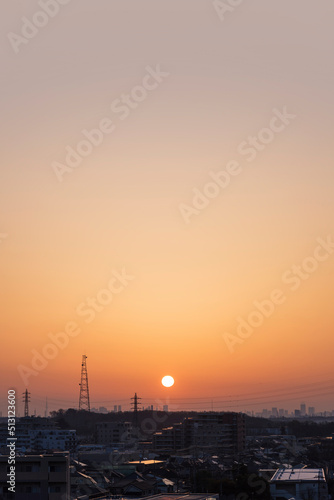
<box><xmin>1</xmin><ymin>0</ymin><xmax>334</xmax><ymax>416</ymax></box>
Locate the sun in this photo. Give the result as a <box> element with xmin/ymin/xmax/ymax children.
<box><xmin>161</xmin><ymin>375</ymin><xmax>174</xmax><ymax>388</ymax></box>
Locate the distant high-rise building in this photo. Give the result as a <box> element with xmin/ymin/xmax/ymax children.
<box><xmin>300</xmin><ymin>403</ymin><xmax>306</xmax><ymax>416</ymax></box>
<box><xmin>272</xmin><ymin>407</ymin><xmax>278</xmax><ymax>417</ymax></box>
<box><xmin>114</xmin><ymin>405</ymin><xmax>117</xmax><ymax>412</ymax></box>
<box><xmin>295</xmin><ymin>409</ymin><xmax>301</xmax><ymax>417</ymax></box>
<box><xmin>118</xmin><ymin>405</ymin><xmax>122</xmax><ymax>412</ymax></box>
<box><xmin>163</xmin><ymin>405</ymin><xmax>168</xmax><ymax>412</ymax></box>
<box><xmin>308</xmin><ymin>407</ymin><xmax>315</xmax><ymax>416</ymax></box>
<box><xmin>153</xmin><ymin>412</ymin><xmax>245</xmax><ymax>453</ymax></box>
<box><xmin>96</xmin><ymin>422</ymin><xmax>132</xmax><ymax>446</ymax></box>
<box><xmin>279</xmin><ymin>409</ymin><xmax>284</xmax><ymax>417</ymax></box>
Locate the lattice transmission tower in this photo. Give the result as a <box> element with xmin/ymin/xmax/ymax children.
<box><xmin>79</xmin><ymin>355</ymin><xmax>90</xmax><ymax>411</ymax></box>
<box><xmin>22</xmin><ymin>389</ymin><xmax>30</xmax><ymax>417</ymax></box>
<box><xmin>131</xmin><ymin>392</ymin><xmax>141</xmax><ymax>428</ymax></box>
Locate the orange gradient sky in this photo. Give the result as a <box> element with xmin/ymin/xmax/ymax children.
<box><xmin>1</xmin><ymin>1</ymin><xmax>334</xmax><ymax>415</ymax></box>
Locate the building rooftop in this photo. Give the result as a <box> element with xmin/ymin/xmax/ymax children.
<box><xmin>89</xmin><ymin>494</ymin><xmax>219</xmax><ymax>500</ymax></box>
<box><xmin>139</xmin><ymin>495</ymin><xmax>219</xmax><ymax>500</ymax></box>
<box><xmin>128</xmin><ymin>460</ymin><xmax>164</xmax><ymax>465</ymax></box>
<box><xmin>270</xmin><ymin>468</ymin><xmax>326</xmax><ymax>483</ymax></box>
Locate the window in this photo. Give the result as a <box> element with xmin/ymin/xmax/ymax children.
<box><xmin>26</xmin><ymin>485</ymin><xmax>40</xmax><ymax>493</ymax></box>
<box><xmin>278</xmin><ymin>483</ymin><xmax>296</xmax><ymax>495</ymax></box>
<box><xmin>49</xmin><ymin>485</ymin><xmax>61</xmax><ymax>493</ymax></box>
<box><xmin>49</xmin><ymin>464</ymin><xmax>62</xmax><ymax>472</ymax></box>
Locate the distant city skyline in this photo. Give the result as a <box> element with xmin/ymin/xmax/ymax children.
<box><xmin>1</xmin><ymin>388</ymin><xmax>333</xmax><ymax>418</ymax></box>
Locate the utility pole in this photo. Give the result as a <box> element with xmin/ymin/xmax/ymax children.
<box><xmin>22</xmin><ymin>389</ymin><xmax>30</xmax><ymax>417</ymax></box>
<box><xmin>79</xmin><ymin>355</ymin><xmax>90</xmax><ymax>411</ymax></box>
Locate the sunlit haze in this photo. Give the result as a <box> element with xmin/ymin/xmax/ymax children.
<box><xmin>1</xmin><ymin>0</ymin><xmax>334</xmax><ymax>417</ymax></box>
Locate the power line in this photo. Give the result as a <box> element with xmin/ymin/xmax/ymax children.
<box><xmin>28</xmin><ymin>377</ymin><xmax>334</xmax><ymax>411</ymax></box>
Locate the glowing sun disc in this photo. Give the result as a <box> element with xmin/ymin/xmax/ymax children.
<box><xmin>162</xmin><ymin>375</ymin><xmax>174</xmax><ymax>387</ymax></box>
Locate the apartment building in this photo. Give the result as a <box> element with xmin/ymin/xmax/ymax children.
<box><xmin>0</xmin><ymin>453</ymin><xmax>70</xmax><ymax>500</ymax></box>
<box><xmin>153</xmin><ymin>412</ymin><xmax>245</xmax><ymax>453</ymax></box>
